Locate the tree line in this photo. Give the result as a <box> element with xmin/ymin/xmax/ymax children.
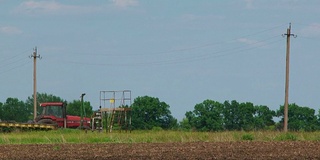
<box><xmin>0</xmin><ymin>93</ymin><xmax>319</xmax><ymax>131</ymax></box>
<box><xmin>184</xmin><ymin>100</ymin><xmax>318</xmax><ymax>131</ymax></box>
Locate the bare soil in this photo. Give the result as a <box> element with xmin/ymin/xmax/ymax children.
<box><xmin>1</xmin><ymin>141</ymin><xmax>320</xmax><ymax>159</ymax></box>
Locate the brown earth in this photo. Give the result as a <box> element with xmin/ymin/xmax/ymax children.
<box><xmin>1</xmin><ymin>141</ymin><xmax>320</xmax><ymax>159</ymax></box>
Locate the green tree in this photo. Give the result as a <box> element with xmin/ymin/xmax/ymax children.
<box><xmin>67</xmin><ymin>100</ymin><xmax>93</xmax><ymax>117</ymax></box>
<box><xmin>186</xmin><ymin>99</ymin><xmax>275</xmax><ymax>131</ymax></box>
<box><xmin>1</xmin><ymin>98</ymin><xmax>29</xmax><ymax>122</ymax></box>
<box><xmin>238</xmin><ymin>102</ymin><xmax>256</xmax><ymax>131</ymax></box>
<box><xmin>25</xmin><ymin>92</ymin><xmax>65</xmax><ymax>118</ymax></box>
<box><xmin>253</xmin><ymin>105</ymin><xmax>275</xmax><ymax>130</ymax></box>
<box><xmin>179</xmin><ymin>118</ymin><xmax>192</xmax><ymax>131</ymax></box>
<box><xmin>277</xmin><ymin>103</ymin><xmax>318</xmax><ymax>131</ymax></box>
<box><xmin>223</xmin><ymin>100</ymin><xmax>241</xmax><ymax>130</ymax></box>
<box><xmin>131</xmin><ymin>96</ymin><xmax>177</xmax><ymax>130</ymax></box>
<box><xmin>223</xmin><ymin>100</ymin><xmax>257</xmax><ymax>131</ymax></box>
<box><xmin>186</xmin><ymin>100</ymin><xmax>224</xmax><ymax>131</ymax></box>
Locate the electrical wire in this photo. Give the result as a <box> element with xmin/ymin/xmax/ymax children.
<box><xmin>0</xmin><ymin>24</ymin><xmax>289</xmax><ymax>71</ymax></box>
<box><xmin>0</xmin><ymin>60</ymin><xmax>30</xmax><ymax>75</ymax></box>
<box><xmin>62</xmin><ymin>34</ymin><xmax>283</xmax><ymax>67</ymax></box>
<box><xmin>60</xmin><ymin>23</ymin><xmax>287</xmax><ymax>58</ymax></box>
<box><xmin>0</xmin><ymin>48</ymin><xmax>33</xmax><ymax>75</ymax></box>
<box><xmin>0</xmin><ymin>48</ymin><xmax>32</xmax><ymax>63</ymax></box>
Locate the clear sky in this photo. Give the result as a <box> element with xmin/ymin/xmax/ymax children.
<box><xmin>1</xmin><ymin>0</ymin><xmax>319</xmax><ymax>121</ymax></box>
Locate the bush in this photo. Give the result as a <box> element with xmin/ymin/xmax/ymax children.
<box><xmin>275</xmin><ymin>133</ymin><xmax>297</xmax><ymax>141</ymax></box>
<box><xmin>152</xmin><ymin>127</ymin><xmax>163</xmax><ymax>131</ymax></box>
<box><xmin>242</xmin><ymin>133</ymin><xmax>254</xmax><ymax>141</ymax></box>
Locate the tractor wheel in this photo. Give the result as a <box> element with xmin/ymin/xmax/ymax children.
<box><xmin>77</xmin><ymin>125</ymin><xmax>91</xmax><ymax>130</ymax></box>
<box><xmin>37</xmin><ymin>119</ymin><xmax>58</xmax><ymax>127</ymax></box>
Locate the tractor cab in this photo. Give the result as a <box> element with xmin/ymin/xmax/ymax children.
<box><xmin>35</xmin><ymin>102</ymin><xmax>91</xmax><ymax>129</ymax></box>
<box><xmin>35</xmin><ymin>102</ymin><xmax>67</xmax><ymax>128</ymax></box>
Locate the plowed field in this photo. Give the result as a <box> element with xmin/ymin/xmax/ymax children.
<box><xmin>1</xmin><ymin>141</ymin><xmax>320</xmax><ymax>159</ymax></box>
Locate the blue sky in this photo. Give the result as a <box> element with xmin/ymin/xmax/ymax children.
<box><xmin>1</xmin><ymin>0</ymin><xmax>320</xmax><ymax>121</ymax></box>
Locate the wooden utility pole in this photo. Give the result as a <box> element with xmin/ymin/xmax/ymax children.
<box><xmin>283</xmin><ymin>23</ymin><xmax>296</xmax><ymax>132</ymax></box>
<box><xmin>30</xmin><ymin>47</ymin><xmax>41</xmax><ymax>120</ymax></box>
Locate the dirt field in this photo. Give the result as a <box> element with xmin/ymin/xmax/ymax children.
<box><xmin>1</xmin><ymin>141</ymin><xmax>320</xmax><ymax>159</ymax></box>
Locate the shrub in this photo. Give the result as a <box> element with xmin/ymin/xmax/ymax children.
<box><xmin>275</xmin><ymin>133</ymin><xmax>297</xmax><ymax>141</ymax></box>
<box><xmin>242</xmin><ymin>133</ymin><xmax>254</xmax><ymax>141</ymax></box>
<box><xmin>152</xmin><ymin>127</ymin><xmax>163</xmax><ymax>131</ymax></box>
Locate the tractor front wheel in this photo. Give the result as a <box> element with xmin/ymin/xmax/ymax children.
<box><xmin>77</xmin><ymin>125</ymin><xmax>91</xmax><ymax>130</ymax></box>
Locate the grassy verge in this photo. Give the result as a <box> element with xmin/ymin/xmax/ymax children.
<box><xmin>1</xmin><ymin>129</ymin><xmax>320</xmax><ymax>144</ymax></box>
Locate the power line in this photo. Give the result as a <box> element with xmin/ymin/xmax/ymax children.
<box><xmin>58</xmin><ymin>23</ymin><xmax>287</xmax><ymax>58</ymax></box>
<box><xmin>0</xmin><ymin>48</ymin><xmax>32</xmax><ymax>63</ymax></box>
<box><xmin>0</xmin><ymin>61</ymin><xmax>30</xmax><ymax>75</ymax></box>
<box><xmin>0</xmin><ymin>48</ymin><xmax>33</xmax><ymax>74</ymax></box>
<box><xmin>298</xmin><ymin>36</ymin><xmax>320</xmax><ymax>41</ymax></box>
<box><xmin>62</xmin><ymin>35</ymin><xmax>282</xmax><ymax>67</ymax></box>
<box><xmin>0</xmin><ymin>56</ymin><xmax>28</xmax><ymax>68</ymax></box>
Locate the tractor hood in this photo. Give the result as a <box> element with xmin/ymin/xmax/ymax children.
<box><xmin>66</xmin><ymin>115</ymin><xmax>90</xmax><ymax>121</ymax></box>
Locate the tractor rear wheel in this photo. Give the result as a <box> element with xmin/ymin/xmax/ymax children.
<box><xmin>37</xmin><ymin>119</ymin><xmax>58</xmax><ymax>127</ymax></box>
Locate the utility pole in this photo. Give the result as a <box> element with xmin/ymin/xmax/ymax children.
<box><xmin>80</xmin><ymin>93</ymin><xmax>86</xmax><ymax>128</ymax></box>
<box><xmin>30</xmin><ymin>47</ymin><xmax>41</xmax><ymax>121</ymax></box>
<box><xmin>283</xmin><ymin>23</ymin><xmax>296</xmax><ymax>132</ymax></box>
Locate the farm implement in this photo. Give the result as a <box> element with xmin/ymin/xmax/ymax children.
<box><xmin>0</xmin><ymin>102</ymin><xmax>91</xmax><ymax>131</ymax></box>
<box><xmin>0</xmin><ymin>121</ymin><xmax>56</xmax><ymax>130</ymax></box>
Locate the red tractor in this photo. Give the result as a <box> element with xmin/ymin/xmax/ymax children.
<box><xmin>35</xmin><ymin>102</ymin><xmax>91</xmax><ymax>129</ymax></box>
